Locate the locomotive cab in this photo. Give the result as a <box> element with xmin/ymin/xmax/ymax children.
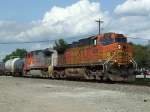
<box><xmin>23</xmin><ymin>48</ymin><xmax>57</xmax><ymax>77</ymax></box>
<box><xmin>114</xmin><ymin>35</ymin><xmax>130</xmax><ymax>65</ymax></box>
<box><xmin>97</xmin><ymin>33</ymin><xmax>133</xmax><ymax>65</ymax></box>
<box><xmin>96</xmin><ymin>33</ymin><xmax>137</xmax><ymax>81</ymax></box>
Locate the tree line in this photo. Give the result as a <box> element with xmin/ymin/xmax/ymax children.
<box><xmin>132</xmin><ymin>43</ymin><xmax>150</xmax><ymax>68</ymax></box>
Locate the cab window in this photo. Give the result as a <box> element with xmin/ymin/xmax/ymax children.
<box><xmin>115</xmin><ymin>38</ymin><xmax>127</xmax><ymax>43</ymax></box>
<box><xmin>100</xmin><ymin>37</ymin><xmax>113</xmax><ymax>45</ymax></box>
<box><xmin>90</xmin><ymin>38</ymin><xmax>97</xmax><ymax>46</ymax></box>
<box><xmin>93</xmin><ymin>39</ymin><xmax>97</xmax><ymax>45</ymax></box>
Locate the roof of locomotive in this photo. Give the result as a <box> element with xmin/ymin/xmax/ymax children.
<box><xmin>68</xmin><ymin>32</ymin><xmax>126</xmax><ymax>48</ymax></box>
<box><xmin>96</xmin><ymin>32</ymin><xmax>126</xmax><ymax>39</ymax></box>
<box><xmin>28</xmin><ymin>48</ymin><xmax>55</xmax><ymax>54</ymax></box>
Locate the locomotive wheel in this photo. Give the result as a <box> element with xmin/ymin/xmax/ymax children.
<box><xmin>84</xmin><ymin>70</ymin><xmax>91</xmax><ymax>80</ymax></box>
<box><xmin>95</xmin><ymin>75</ymin><xmax>101</xmax><ymax>80</ymax></box>
<box><xmin>14</xmin><ymin>72</ymin><xmax>19</xmax><ymax>77</ymax></box>
<box><xmin>52</xmin><ymin>71</ymin><xmax>60</xmax><ymax>79</ymax></box>
<box><xmin>103</xmin><ymin>74</ymin><xmax>110</xmax><ymax>81</ymax></box>
<box><xmin>51</xmin><ymin>74</ymin><xmax>55</xmax><ymax>79</ymax></box>
<box><xmin>55</xmin><ymin>74</ymin><xmax>60</xmax><ymax>79</ymax></box>
<box><xmin>84</xmin><ymin>70</ymin><xmax>95</xmax><ymax>80</ymax></box>
<box><xmin>84</xmin><ymin>71</ymin><xmax>90</xmax><ymax>80</ymax></box>
<box><xmin>51</xmin><ymin>72</ymin><xmax>56</xmax><ymax>79</ymax></box>
<box><xmin>41</xmin><ymin>71</ymin><xmax>49</xmax><ymax>78</ymax></box>
<box><xmin>95</xmin><ymin>71</ymin><xmax>103</xmax><ymax>81</ymax></box>
<box><xmin>59</xmin><ymin>71</ymin><xmax>66</xmax><ymax>79</ymax></box>
<box><xmin>22</xmin><ymin>71</ymin><xmax>28</xmax><ymax>77</ymax></box>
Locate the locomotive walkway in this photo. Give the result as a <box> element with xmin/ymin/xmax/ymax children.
<box><xmin>0</xmin><ymin>76</ymin><xmax>150</xmax><ymax>112</ymax></box>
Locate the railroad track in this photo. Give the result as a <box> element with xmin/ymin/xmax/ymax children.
<box><xmin>12</xmin><ymin>75</ymin><xmax>150</xmax><ymax>87</ymax></box>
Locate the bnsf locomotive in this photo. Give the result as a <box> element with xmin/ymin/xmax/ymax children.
<box><xmin>21</xmin><ymin>32</ymin><xmax>137</xmax><ymax>82</ymax></box>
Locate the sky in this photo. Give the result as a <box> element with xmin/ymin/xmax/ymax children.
<box><xmin>0</xmin><ymin>0</ymin><xmax>150</xmax><ymax>59</ymax></box>
<box><xmin>0</xmin><ymin>0</ymin><xmax>125</xmax><ymax>21</ymax></box>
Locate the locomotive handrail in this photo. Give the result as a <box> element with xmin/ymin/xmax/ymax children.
<box><xmin>129</xmin><ymin>56</ymin><xmax>138</xmax><ymax>71</ymax></box>
<box><xmin>103</xmin><ymin>51</ymin><xmax>138</xmax><ymax>73</ymax></box>
<box><xmin>103</xmin><ymin>52</ymin><xmax>117</xmax><ymax>72</ymax></box>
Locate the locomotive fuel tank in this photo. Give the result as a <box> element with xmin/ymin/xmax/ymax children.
<box><xmin>5</xmin><ymin>58</ymin><xmax>24</xmax><ymax>76</ymax></box>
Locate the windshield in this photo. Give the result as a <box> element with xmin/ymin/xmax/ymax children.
<box><xmin>115</xmin><ymin>38</ymin><xmax>127</xmax><ymax>43</ymax></box>
<box><xmin>100</xmin><ymin>37</ymin><xmax>113</xmax><ymax>45</ymax></box>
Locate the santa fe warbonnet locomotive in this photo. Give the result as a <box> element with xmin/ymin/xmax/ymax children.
<box><xmin>18</xmin><ymin>32</ymin><xmax>137</xmax><ymax>82</ymax></box>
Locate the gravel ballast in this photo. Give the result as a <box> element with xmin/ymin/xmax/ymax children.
<box><xmin>0</xmin><ymin>76</ymin><xmax>150</xmax><ymax>112</ymax></box>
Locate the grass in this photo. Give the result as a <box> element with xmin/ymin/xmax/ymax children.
<box><xmin>131</xmin><ymin>78</ymin><xmax>150</xmax><ymax>86</ymax></box>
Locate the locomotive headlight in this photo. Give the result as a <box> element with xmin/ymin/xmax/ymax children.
<box><xmin>118</xmin><ymin>45</ymin><xmax>121</xmax><ymax>49</ymax></box>
<box><xmin>129</xmin><ymin>60</ymin><xmax>132</xmax><ymax>62</ymax></box>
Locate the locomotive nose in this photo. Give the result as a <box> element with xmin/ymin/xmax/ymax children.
<box><xmin>116</xmin><ymin>44</ymin><xmax>129</xmax><ymax>65</ymax></box>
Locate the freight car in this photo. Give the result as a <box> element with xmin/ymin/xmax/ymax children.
<box><xmin>23</xmin><ymin>32</ymin><xmax>137</xmax><ymax>82</ymax></box>
<box><xmin>5</xmin><ymin>58</ymin><xmax>24</xmax><ymax>76</ymax></box>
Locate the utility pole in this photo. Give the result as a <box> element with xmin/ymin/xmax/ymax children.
<box><xmin>96</xmin><ymin>18</ymin><xmax>104</xmax><ymax>35</ymax></box>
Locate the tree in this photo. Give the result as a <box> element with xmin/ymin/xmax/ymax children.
<box><xmin>133</xmin><ymin>44</ymin><xmax>150</xmax><ymax>68</ymax></box>
<box><xmin>3</xmin><ymin>48</ymin><xmax>27</xmax><ymax>62</ymax></box>
<box><xmin>53</xmin><ymin>39</ymin><xmax>69</xmax><ymax>54</ymax></box>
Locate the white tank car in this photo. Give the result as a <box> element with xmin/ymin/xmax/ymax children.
<box><xmin>5</xmin><ymin>58</ymin><xmax>24</xmax><ymax>76</ymax></box>
<box><xmin>0</xmin><ymin>62</ymin><xmax>5</xmax><ymax>75</ymax></box>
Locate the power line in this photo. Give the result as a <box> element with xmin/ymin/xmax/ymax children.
<box><xmin>127</xmin><ymin>36</ymin><xmax>150</xmax><ymax>41</ymax></box>
<box><xmin>0</xmin><ymin>40</ymin><xmax>55</xmax><ymax>45</ymax></box>
<box><xmin>0</xmin><ymin>34</ymin><xmax>149</xmax><ymax>45</ymax></box>
<box><xmin>0</xmin><ymin>35</ymin><xmax>95</xmax><ymax>45</ymax></box>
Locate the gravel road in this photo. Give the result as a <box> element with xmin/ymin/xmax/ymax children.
<box><xmin>0</xmin><ymin>76</ymin><xmax>150</xmax><ymax>112</ymax></box>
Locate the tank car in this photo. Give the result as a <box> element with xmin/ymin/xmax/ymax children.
<box><xmin>5</xmin><ymin>58</ymin><xmax>24</xmax><ymax>76</ymax></box>
<box><xmin>0</xmin><ymin>62</ymin><xmax>5</xmax><ymax>75</ymax></box>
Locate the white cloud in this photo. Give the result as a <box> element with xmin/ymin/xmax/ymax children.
<box><xmin>1</xmin><ymin>0</ymin><xmax>150</xmax><ymax>43</ymax></box>
<box><xmin>115</xmin><ymin>0</ymin><xmax>150</xmax><ymax>16</ymax></box>
<box><xmin>30</xmin><ymin>43</ymin><xmax>52</xmax><ymax>51</ymax></box>
<box><xmin>0</xmin><ymin>0</ymin><xmax>108</xmax><ymax>43</ymax></box>
<box><xmin>0</xmin><ymin>21</ymin><xmax>36</xmax><ymax>42</ymax></box>
<box><xmin>0</xmin><ymin>0</ymin><xmax>110</xmax><ymax>56</ymax></box>
<box><xmin>113</xmin><ymin>0</ymin><xmax>150</xmax><ymax>39</ymax></box>
<box><xmin>42</xmin><ymin>0</ymin><xmax>109</xmax><ymax>37</ymax></box>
